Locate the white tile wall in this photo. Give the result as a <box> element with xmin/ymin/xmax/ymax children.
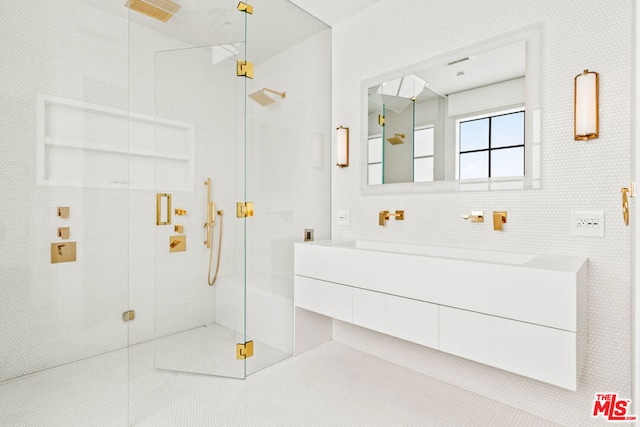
<box><xmin>331</xmin><ymin>0</ymin><xmax>633</xmax><ymax>425</ymax></box>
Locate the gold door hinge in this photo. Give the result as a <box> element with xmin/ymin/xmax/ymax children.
<box><xmin>237</xmin><ymin>60</ymin><xmax>254</xmax><ymax>79</ymax></box>
<box><xmin>237</xmin><ymin>2</ymin><xmax>253</xmax><ymax>14</ymax></box>
<box><xmin>236</xmin><ymin>202</ymin><xmax>254</xmax><ymax>218</ymax></box>
<box><xmin>378</xmin><ymin>114</ymin><xmax>385</xmax><ymax>126</ymax></box>
<box><xmin>236</xmin><ymin>341</ymin><xmax>254</xmax><ymax>360</ymax></box>
<box><xmin>122</xmin><ymin>310</ymin><xmax>135</xmax><ymax>322</ymax></box>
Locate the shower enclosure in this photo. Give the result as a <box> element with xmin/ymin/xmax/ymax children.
<box><xmin>0</xmin><ymin>0</ymin><xmax>330</xmax><ymax>424</ymax></box>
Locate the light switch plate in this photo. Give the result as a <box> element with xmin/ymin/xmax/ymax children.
<box><xmin>337</xmin><ymin>209</ymin><xmax>351</xmax><ymax>226</ymax></box>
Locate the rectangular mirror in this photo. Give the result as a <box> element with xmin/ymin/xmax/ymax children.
<box><xmin>362</xmin><ymin>25</ymin><xmax>541</xmax><ymax>193</ymax></box>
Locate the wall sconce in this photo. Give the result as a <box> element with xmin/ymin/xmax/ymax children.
<box><xmin>336</xmin><ymin>125</ymin><xmax>349</xmax><ymax>168</ymax></box>
<box><xmin>574</xmin><ymin>69</ymin><xmax>599</xmax><ymax>141</ymax></box>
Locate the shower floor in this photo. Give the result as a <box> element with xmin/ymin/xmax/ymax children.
<box><xmin>154</xmin><ymin>323</ymin><xmax>291</xmax><ymax>377</ymax></box>
<box><xmin>0</xmin><ymin>339</ymin><xmax>559</xmax><ymax>426</ymax></box>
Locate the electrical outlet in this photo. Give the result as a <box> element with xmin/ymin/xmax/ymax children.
<box><xmin>337</xmin><ymin>209</ymin><xmax>351</xmax><ymax>226</ymax></box>
<box><xmin>570</xmin><ymin>210</ymin><xmax>604</xmax><ymax>237</ymax></box>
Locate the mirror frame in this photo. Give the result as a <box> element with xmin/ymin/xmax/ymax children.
<box><xmin>360</xmin><ymin>24</ymin><xmax>541</xmax><ymax>195</ymax></box>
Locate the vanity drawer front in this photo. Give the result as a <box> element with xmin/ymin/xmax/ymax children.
<box><xmin>353</xmin><ymin>288</ymin><xmax>438</xmax><ymax>349</ymax></box>
<box><xmin>294</xmin><ymin>276</ymin><xmax>352</xmax><ymax>322</ymax></box>
<box><xmin>439</xmin><ymin>306</ymin><xmax>576</xmax><ymax>390</ymax></box>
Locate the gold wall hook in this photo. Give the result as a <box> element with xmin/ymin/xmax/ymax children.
<box><xmin>621</xmin><ymin>188</ymin><xmax>630</xmax><ymax>226</ymax></box>
<box><xmin>621</xmin><ymin>183</ymin><xmax>635</xmax><ymax>226</ymax></box>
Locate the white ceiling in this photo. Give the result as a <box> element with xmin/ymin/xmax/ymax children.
<box><xmin>288</xmin><ymin>0</ymin><xmax>384</xmax><ymax>26</ymax></box>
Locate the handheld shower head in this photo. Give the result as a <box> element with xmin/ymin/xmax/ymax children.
<box><xmin>248</xmin><ymin>88</ymin><xmax>286</xmax><ymax>107</ymax></box>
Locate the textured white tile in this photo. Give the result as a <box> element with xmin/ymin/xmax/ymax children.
<box><xmin>0</xmin><ymin>340</ymin><xmax>559</xmax><ymax>427</ymax></box>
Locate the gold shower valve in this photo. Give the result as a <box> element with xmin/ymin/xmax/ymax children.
<box><xmin>57</xmin><ymin>207</ymin><xmax>69</xmax><ymax>218</ymax></box>
<box><xmin>169</xmin><ymin>235</ymin><xmax>186</xmax><ymax>252</ymax></box>
<box><xmin>57</xmin><ymin>227</ymin><xmax>70</xmax><ymax>239</ymax></box>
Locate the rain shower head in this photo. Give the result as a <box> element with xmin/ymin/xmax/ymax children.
<box><xmin>125</xmin><ymin>0</ymin><xmax>181</xmax><ymax>23</ymax></box>
<box><xmin>386</xmin><ymin>133</ymin><xmax>406</xmax><ymax>145</ymax></box>
<box><xmin>248</xmin><ymin>88</ymin><xmax>286</xmax><ymax>107</ymax></box>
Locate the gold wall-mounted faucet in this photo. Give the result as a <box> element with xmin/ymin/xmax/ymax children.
<box><xmin>462</xmin><ymin>211</ymin><xmax>484</xmax><ymax>223</ymax></box>
<box><xmin>379</xmin><ymin>210</ymin><xmax>404</xmax><ymax>226</ymax></box>
<box><xmin>493</xmin><ymin>211</ymin><xmax>507</xmax><ymax>230</ymax></box>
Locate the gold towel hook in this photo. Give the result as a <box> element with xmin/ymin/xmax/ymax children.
<box><xmin>621</xmin><ymin>182</ymin><xmax>635</xmax><ymax>226</ymax></box>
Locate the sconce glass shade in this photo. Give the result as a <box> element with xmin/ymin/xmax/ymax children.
<box><xmin>336</xmin><ymin>126</ymin><xmax>349</xmax><ymax>167</ymax></box>
<box><xmin>574</xmin><ymin>69</ymin><xmax>599</xmax><ymax>141</ymax></box>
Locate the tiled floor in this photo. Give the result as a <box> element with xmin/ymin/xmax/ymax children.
<box><xmin>0</xmin><ymin>339</ymin><xmax>560</xmax><ymax>426</ymax></box>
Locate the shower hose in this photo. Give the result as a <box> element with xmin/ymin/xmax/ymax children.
<box><xmin>208</xmin><ymin>210</ymin><xmax>223</xmax><ymax>286</ymax></box>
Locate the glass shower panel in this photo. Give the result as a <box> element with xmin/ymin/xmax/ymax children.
<box><xmin>152</xmin><ymin>43</ymin><xmax>247</xmax><ymax>379</ymax></box>
<box><xmin>244</xmin><ymin>0</ymin><xmax>331</xmax><ymax>376</ymax></box>
<box><xmin>0</xmin><ymin>0</ymin><xmax>130</xmax><ymax>424</ymax></box>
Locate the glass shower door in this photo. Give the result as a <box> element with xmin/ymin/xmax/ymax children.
<box><xmin>152</xmin><ymin>42</ymin><xmax>248</xmax><ymax>379</ymax></box>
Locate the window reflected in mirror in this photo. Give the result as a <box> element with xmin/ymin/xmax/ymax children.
<box><xmin>457</xmin><ymin>110</ymin><xmax>524</xmax><ymax>180</ymax></box>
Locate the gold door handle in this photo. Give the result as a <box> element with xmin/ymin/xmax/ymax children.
<box><xmin>621</xmin><ymin>182</ymin><xmax>635</xmax><ymax>226</ymax></box>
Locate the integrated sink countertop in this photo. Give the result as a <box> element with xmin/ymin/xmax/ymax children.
<box><xmin>294</xmin><ymin>240</ymin><xmax>588</xmax><ymax>332</ymax></box>
<box><xmin>294</xmin><ymin>239</ymin><xmax>588</xmax><ymax>391</ymax></box>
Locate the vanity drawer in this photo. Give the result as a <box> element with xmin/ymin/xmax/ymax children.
<box><xmin>294</xmin><ymin>276</ymin><xmax>352</xmax><ymax>323</ymax></box>
<box><xmin>439</xmin><ymin>306</ymin><xmax>577</xmax><ymax>390</ymax></box>
<box><xmin>353</xmin><ymin>288</ymin><xmax>438</xmax><ymax>349</ymax></box>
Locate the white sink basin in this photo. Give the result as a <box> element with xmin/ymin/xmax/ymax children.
<box><xmin>336</xmin><ymin>240</ymin><xmax>537</xmax><ymax>265</ymax></box>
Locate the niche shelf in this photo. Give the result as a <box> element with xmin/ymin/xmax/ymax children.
<box><xmin>36</xmin><ymin>94</ymin><xmax>195</xmax><ymax>191</ymax></box>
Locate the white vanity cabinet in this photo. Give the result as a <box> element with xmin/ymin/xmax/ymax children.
<box><xmin>293</xmin><ymin>240</ymin><xmax>587</xmax><ymax>391</ymax></box>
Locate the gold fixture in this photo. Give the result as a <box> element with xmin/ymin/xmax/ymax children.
<box><xmin>156</xmin><ymin>193</ymin><xmax>172</xmax><ymax>225</ymax></box>
<box><xmin>462</xmin><ymin>211</ymin><xmax>484</xmax><ymax>223</ymax></box>
<box><xmin>621</xmin><ymin>183</ymin><xmax>635</xmax><ymax>226</ymax></box>
<box><xmin>574</xmin><ymin>69</ymin><xmax>599</xmax><ymax>141</ymax></box>
<box><xmin>237</xmin><ymin>1</ymin><xmax>253</xmax><ymax>14</ymax></box>
<box><xmin>236</xmin><ymin>202</ymin><xmax>255</xmax><ymax>218</ymax></box>
<box><xmin>236</xmin><ymin>341</ymin><xmax>254</xmax><ymax>360</ymax></box>
<box><xmin>204</xmin><ymin>178</ymin><xmax>224</xmax><ymax>286</ymax></box>
<box><xmin>57</xmin><ymin>227</ymin><xmax>70</xmax><ymax>239</ymax></box>
<box><xmin>336</xmin><ymin>126</ymin><xmax>349</xmax><ymax>168</ymax></box>
<box><xmin>169</xmin><ymin>235</ymin><xmax>186</xmax><ymax>252</ymax></box>
<box><xmin>57</xmin><ymin>207</ymin><xmax>69</xmax><ymax>218</ymax></box>
<box><xmin>493</xmin><ymin>211</ymin><xmax>507</xmax><ymax>231</ymax></box>
<box><xmin>51</xmin><ymin>242</ymin><xmax>76</xmax><ymax>264</ymax></box>
<box><xmin>248</xmin><ymin>88</ymin><xmax>286</xmax><ymax>107</ymax></box>
<box><xmin>174</xmin><ymin>224</ymin><xmax>183</xmax><ymax>233</ymax></box>
<box><xmin>378</xmin><ymin>210</ymin><xmax>405</xmax><ymax>226</ymax></box>
<box><xmin>125</xmin><ymin>0</ymin><xmax>181</xmax><ymax>23</ymax></box>
<box><xmin>237</xmin><ymin>60</ymin><xmax>254</xmax><ymax>79</ymax></box>
<box><xmin>386</xmin><ymin>133</ymin><xmax>406</xmax><ymax>145</ymax></box>
<box><xmin>175</xmin><ymin>208</ymin><xmax>187</xmax><ymax>216</ymax></box>
<box><xmin>122</xmin><ymin>310</ymin><xmax>135</xmax><ymax>322</ymax></box>
<box><xmin>378</xmin><ymin>114</ymin><xmax>385</xmax><ymax>126</ymax></box>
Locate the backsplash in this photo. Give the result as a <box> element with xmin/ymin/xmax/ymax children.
<box><xmin>331</xmin><ymin>0</ymin><xmax>632</xmax><ymax>425</ymax></box>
